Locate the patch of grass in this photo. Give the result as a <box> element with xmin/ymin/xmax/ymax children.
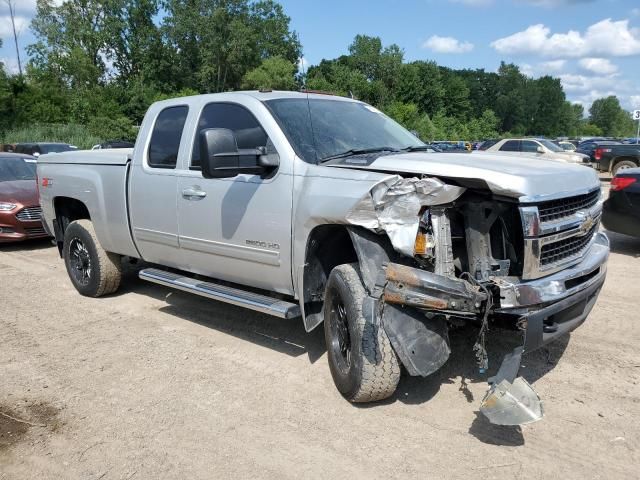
<box><xmin>1</xmin><ymin>124</ymin><xmax>102</xmax><ymax>150</ymax></box>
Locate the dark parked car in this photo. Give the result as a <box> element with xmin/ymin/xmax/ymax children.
<box><xmin>14</xmin><ymin>142</ymin><xmax>76</xmax><ymax>157</ymax></box>
<box><xmin>0</xmin><ymin>153</ymin><xmax>49</xmax><ymax>243</ymax></box>
<box><xmin>591</xmin><ymin>144</ymin><xmax>640</xmax><ymax>176</ymax></box>
<box><xmin>602</xmin><ymin>168</ymin><xmax>640</xmax><ymax>238</ymax></box>
<box><xmin>91</xmin><ymin>140</ymin><xmax>135</xmax><ymax>150</ymax></box>
<box><xmin>577</xmin><ymin>140</ymin><xmax>621</xmax><ymax>164</ymax></box>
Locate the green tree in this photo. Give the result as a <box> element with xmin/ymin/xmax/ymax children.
<box><xmin>163</xmin><ymin>0</ymin><xmax>301</xmax><ymax>93</ymax></box>
<box><xmin>439</xmin><ymin>68</ymin><xmax>471</xmax><ymax>119</ymax></box>
<box><xmin>589</xmin><ymin>96</ymin><xmax>635</xmax><ymax>136</ymax></box>
<box><xmin>29</xmin><ymin>0</ymin><xmax>114</xmax><ymax>87</ymax></box>
<box><xmin>527</xmin><ymin>76</ymin><xmax>566</xmax><ymax>136</ymax></box>
<box><xmin>396</xmin><ymin>62</ymin><xmax>444</xmax><ymax>116</ymax></box>
<box><xmin>494</xmin><ymin>62</ymin><xmax>526</xmax><ymax>134</ymax></box>
<box><xmin>242</xmin><ymin>56</ymin><xmax>297</xmax><ymax>90</ymax></box>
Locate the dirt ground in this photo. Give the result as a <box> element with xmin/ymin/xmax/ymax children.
<box><xmin>1</xmin><ymin>184</ymin><xmax>639</xmax><ymax>479</ymax></box>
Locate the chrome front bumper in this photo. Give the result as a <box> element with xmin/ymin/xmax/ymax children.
<box><xmin>492</xmin><ymin>232</ymin><xmax>609</xmax><ymax>353</ymax></box>
<box><xmin>492</xmin><ymin>232</ymin><xmax>609</xmax><ymax>309</ymax></box>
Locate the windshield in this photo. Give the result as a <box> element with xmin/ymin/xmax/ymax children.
<box><xmin>265</xmin><ymin>98</ymin><xmax>423</xmax><ymax>163</ymax></box>
<box><xmin>0</xmin><ymin>157</ymin><xmax>36</xmax><ymax>182</ymax></box>
<box><xmin>538</xmin><ymin>139</ymin><xmax>563</xmax><ymax>152</ymax></box>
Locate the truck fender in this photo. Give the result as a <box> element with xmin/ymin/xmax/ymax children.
<box><xmin>346</xmin><ymin>227</ymin><xmax>397</xmax><ymax>295</ymax></box>
<box><xmin>350</xmin><ymin>230</ymin><xmax>452</xmax><ymax>376</ymax></box>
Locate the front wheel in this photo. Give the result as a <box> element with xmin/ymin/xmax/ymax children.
<box><xmin>324</xmin><ymin>264</ymin><xmax>400</xmax><ymax>402</ymax></box>
<box><xmin>63</xmin><ymin>219</ymin><xmax>122</xmax><ymax>297</ymax></box>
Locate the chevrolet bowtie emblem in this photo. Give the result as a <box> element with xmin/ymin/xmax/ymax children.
<box><xmin>576</xmin><ymin>211</ymin><xmax>595</xmax><ymax>236</ymax></box>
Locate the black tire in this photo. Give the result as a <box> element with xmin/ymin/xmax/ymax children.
<box><xmin>612</xmin><ymin>160</ymin><xmax>637</xmax><ymax>176</ymax></box>
<box><xmin>63</xmin><ymin>219</ymin><xmax>122</xmax><ymax>297</ymax></box>
<box><xmin>324</xmin><ymin>263</ymin><xmax>400</xmax><ymax>402</ymax></box>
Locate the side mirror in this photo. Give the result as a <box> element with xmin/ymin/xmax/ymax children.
<box><xmin>199</xmin><ymin>128</ymin><xmax>278</xmax><ymax>179</ymax></box>
<box><xmin>536</xmin><ymin>146</ymin><xmax>545</xmax><ymax>154</ymax></box>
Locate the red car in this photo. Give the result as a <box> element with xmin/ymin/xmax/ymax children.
<box><xmin>0</xmin><ymin>153</ymin><xmax>49</xmax><ymax>242</ymax></box>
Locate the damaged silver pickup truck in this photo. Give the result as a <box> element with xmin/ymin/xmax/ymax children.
<box><xmin>37</xmin><ymin>91</ymin><xmax>609</xmax><ymax>425</ymax></box>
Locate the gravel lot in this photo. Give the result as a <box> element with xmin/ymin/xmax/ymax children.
<box><xmin>1</xmin><ymin>182</ymin><xmax>638</xmax><ymax>479</ymax></box>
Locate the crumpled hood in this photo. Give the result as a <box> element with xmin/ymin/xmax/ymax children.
<box><xmin>0</xmin><ymin>180</ymin><xmax>39</xmax><ymax>206</ymax></box>
<box><xmin>327</xmin><ymin>151</ymin><xmax>600</xmax><ymax>202</ymax></box>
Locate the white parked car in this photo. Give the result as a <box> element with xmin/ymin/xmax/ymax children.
<box><xmin>557</xmin><ymin>141</ymin><xmax>577</xmax><ymax>152</ymax></box>
<box><xmin>479</xmin><ymin>138</ymin><xmax>589</xmax><ymax>164</ymax></box>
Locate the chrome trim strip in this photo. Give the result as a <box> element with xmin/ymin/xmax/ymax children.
<box><xmin>179</xmin><ymin>236</ymin><xmax>281</xmax><ymax>266</ymax></box>
<box><xmin>139</xmin><ymin>268</ymin><xmax>300</xmax><ymax>318</ymax></box>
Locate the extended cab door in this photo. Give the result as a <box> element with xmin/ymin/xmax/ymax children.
<box><xmin>176</xmin><ymin>100</ymin><xmax>294</xmax><ymax>295</ymax></box>
<box><xmin>128</xmin><ymin>104</ymin><xmax>189</xmax><ymax>268</ymax></box>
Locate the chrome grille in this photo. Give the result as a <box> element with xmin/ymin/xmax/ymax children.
<box><xmin>15</xmin><ymin>206</ymin><xmax>42</xmax><ymax>221</ymax></box>
<box><xmin>540</xmin><ymin>224</ymin><xmax>598</xmax><ymax>266</ymax></box>
<box><xmin>538</xmin><ymin>190</ymin><xmax>600</xmax><ymax>223</ymax></box>
<box><xmin>520</xmin><ymin>189</ymin><xmax>602</xmax><ymax>280</ymax></box>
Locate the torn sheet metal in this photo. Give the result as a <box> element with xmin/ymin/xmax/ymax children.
<box><xmin>481</xmin><ymin>378</ymin><xmax>543</xmax><ymax>425</ymax></box>
<box><xmin>345</xmin><ymin>176</ymin><xmax>465</xmax><ymax>256</ymax></box>
<box><xmin>480</xmin><ymin>346</ymin><xmax>544</xmax><ymax>425</ymax></box>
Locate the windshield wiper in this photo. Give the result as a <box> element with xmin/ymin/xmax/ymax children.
<box><xmin>401</xmin><ymin>145</ymin><xmax>434</xmax><ymax>152</ymax></box>
<box><xmin>318</xmin><ymin>147</ymin><xmax>400</xmax><ymax>163</ymax></box>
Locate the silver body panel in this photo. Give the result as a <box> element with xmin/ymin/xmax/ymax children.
<box><xmin>37</xmin><ymin>156</ymin><xmax>139</xmax><ymax>258</ymax></box>
<box><xmin>37</xmin><ymin>91</ymin><xmax>608</xmax><ymax>321</ymax></box>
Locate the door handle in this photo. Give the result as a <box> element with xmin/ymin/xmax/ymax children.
<box><xmin>182</xmin><ymin>187</ymin><xmax>207</xmax><ymax>199</ymax></box>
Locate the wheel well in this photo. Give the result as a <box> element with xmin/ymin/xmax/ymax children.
<box><xmin>53</xmin><ymin>197</ymin><xmax>91</xmax><ymax>255</ymax></box>
<box><xmin>302</xmin><ymin>225</ymin><xmax>358</xmax><ymax>331</ymax></box>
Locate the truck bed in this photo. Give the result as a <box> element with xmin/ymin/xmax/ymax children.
<box><xmin>37</xmin><ymin>149</ymin><xmax>139</xmax><ymax>258</ymax></box>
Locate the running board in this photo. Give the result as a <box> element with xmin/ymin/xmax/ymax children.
<box><xmin>139</xmin><ymin>268</ymin><xmax>301</xmax><ymax>319</ymax></box>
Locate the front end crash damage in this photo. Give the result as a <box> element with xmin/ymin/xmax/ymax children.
<box><xmin>345</xmin><ymin>175</ymin><xmax>605</xmax><ymax>425</ymax></box>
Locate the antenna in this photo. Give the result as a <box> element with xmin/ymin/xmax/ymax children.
<box><xmin>300</xmin><ymin>54</ymin><xmax>319</xmax><ymax>163</ymax></box>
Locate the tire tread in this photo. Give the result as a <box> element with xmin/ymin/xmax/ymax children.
<box><xmin>332</xmin><ymin>264</ymin><xmax>400</xmax><ymax>403</ymax></box>
<box><xmin>66</xmin><ymin>220</ymin><xmax>122</xmax><ymax>297</ymax></box>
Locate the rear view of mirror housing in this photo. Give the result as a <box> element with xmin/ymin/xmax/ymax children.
<box><xmin>200</xmin><ymin>128</ymin><xmax>278</xmax><ymax>179</ymax></box>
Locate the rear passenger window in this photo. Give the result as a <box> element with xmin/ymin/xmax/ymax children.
<box><xmin>191</xmin><ymin>103</ymin><xmax>268</xmax><ymax>169</ymax></box>
<box><xmin>500</xmin><ymin>140</ymin><xmax>520</xmax><ymax>152</ymax></box>
<box><xmin>148</xmin><ymin>106</ymin><xmax>189</xmax><ymax>169</ymax></box>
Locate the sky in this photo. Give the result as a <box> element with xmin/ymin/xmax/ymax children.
<box><xmin>1</xmin><ymin>0</ymin><xmax>640</xmax><ymax>112</ymax></box>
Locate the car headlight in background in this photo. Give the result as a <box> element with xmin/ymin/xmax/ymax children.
<box><xmin>0</xmin><ymin>203</ymin><xmax>17</xmax><ymax>211</ymax></box>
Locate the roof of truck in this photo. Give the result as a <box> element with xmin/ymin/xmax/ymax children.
<box><xmin>157</xmin><ymin>90</ymin><xmax>357</xmax><ymax>104</ymax></box>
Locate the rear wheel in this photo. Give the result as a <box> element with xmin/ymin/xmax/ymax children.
<box><xmin>612</xmin><ymin>160</ymin><xmax>637</xmax><ymax>176</ymax></box>
<box><xmin>324</xmin><ymin>263</ymin><xmax>400</xmax><ymax>402</ymax></box>
<box><xmin>63</xmin><ymin>219</ymin><xmax>122</xmax><ymax>297</ymax></box>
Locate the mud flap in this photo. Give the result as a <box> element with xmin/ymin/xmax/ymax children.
<box><xmin>480</xmin><ymin>346</ymin><xmax>543</xmax><ymax>425</ymax></box>
<box><xmin>381</xmin><ymin>303</ymin><xmax>450</xmax><ymax>377</ymax></box>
